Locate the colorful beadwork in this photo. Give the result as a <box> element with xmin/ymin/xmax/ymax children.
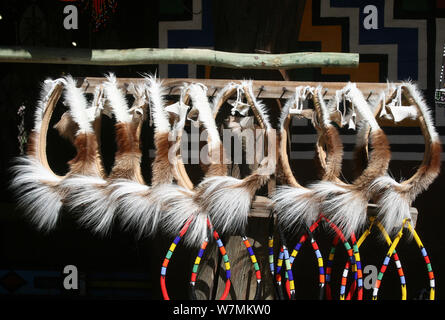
<box><xmin>343</xmin><ymin>217</ymin><xmax>407</xmax><ymax>300</ymax></box>
<box><xmin>160</xmin><ymin>216</ymin><xmax>193</xmax><ymax>300</ymax></box>
<box><xmin>268</xmin><ymin>235</ymin><xmax>275</xmax><ymax>276</ymax></box>
<box><xmin>275</xmin><ymin>219</ymin><xmax>326</xmax><ymax>299</ymax></box>
<box><xmin>242</xmin><ymin>236</ymin><xmax>262</xmax><ymax>283</ymax></box>
<box><xmin>325</xmin><ymin>235</ymin><xmax>339</xmax><ymax>300</ymax></box>
<box><xmin>372</xmin><ymin>219</ymin><xmax>435</xmax><ymax>300</ymax></box>
<box><xmin>190</xmin><ymin>238</ymin><xmax>209</xmax><ymax>286</ymax></box>
<box><xmin>161</xmin><ymin>216</ymin><xmax>232</xmax><ymax>300</ymax></box>
<box><xmin>320</xmin><ymin>215</ymin><xmax>363</xmax><ymax>300</ymax></box>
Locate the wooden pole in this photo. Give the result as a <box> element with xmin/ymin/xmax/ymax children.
<box><xmin>0</xmin><ymin>46</ymin><xmax>359</xmax><ymax>69</ymax></box>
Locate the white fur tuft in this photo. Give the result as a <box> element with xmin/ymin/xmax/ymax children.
<box><xmin>103</xmin><ymin>73</ymin><xmax>132</xmax><ymax>123</ymax></box>
<box><xmin>188</xmin><ymin>84</ymin><xmax>221</xmax><ymax>148</ymax></box>
<box><xmin>369</xmin><ymin>176</ymin><xmax>411</xmax><ymax>235</ymax></box>
<box><xmin>342</xmin><ymin>83</ymin><xmax>379</xmax><ymax>131</ymax></box>
<box><xmin>272</xmin><ymin>186</ymin><xmax>320</xmax><ymax>231</ymax></box>
<box><xmin>159</xmin><ymin>184</ymin><xmax>208</xmax><ymax>247</ymax></box>
<box><xmin>145</xmin><ymin>75</ymin><xmax>170</xmax><ymax>133</ymax></box>
<box><xmin>311</xmin><ymin>181</ymin><xmax>369</xmax><ymax>238</ymax></box>
<box><xmin>9</xmin><ymin>156</ymin><xmax>63</xmax><ymax>231</ymax></box>
<box><xmin>197</xmin><ymin>176</ymin><xmax>252</xmax><ymax>234</ymax></box>
<box><xmin>110</xmin><ymin>179</ymin><xmax>162</xmax><ymax>238</ymax></box>
<box><xmin>64</xmin><ymin>75</ymin><xmax>93</xmax><ymax>133</ymax></box>
<box><xmin>60</xmin><ymin>175</ymin><xmax>116</xmax><ymax>235</ymax></box>
<box><xmin>401</xmin><ymin>81</ymin><xmax>440</xmax><ymax>142</ymax></box>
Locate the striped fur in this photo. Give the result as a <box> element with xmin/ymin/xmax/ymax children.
<box><xmin>110</xmin><ymin>180</ymin><xmax>162</xmax><ymax>238</ymax></box>
<box><xmin>312</xmin><ymin>181</ymin><xmax>368</xmax><ymax>237</ymax></box>
<box><xmin>195</xmin><ymin>176</ymin><xmax>255</xmax><ymax>234</ymax></box>
<box><xmin>158</xmin><ymin>184</ymin><xmax>209</xmax><ymax>247</ymax></box>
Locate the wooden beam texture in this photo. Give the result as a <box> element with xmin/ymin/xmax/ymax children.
<box><xmin>80</xmin><ymin>77</ymin><xmax>387</xmax><ymax>100</ymax></box>
<box><xmin>0</xmin><ymin>46</ymin><xmax>359</xmax><ymax>68</ymax></box>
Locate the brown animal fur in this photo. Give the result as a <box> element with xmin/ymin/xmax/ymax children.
<box><xmin>353</xmin><ymin>129</ymin><xmax>391</xmax><ymax>190</ymax></box>
<box><xmin>108</xmin><ymin>121</ymin><xmax>143</xmax><ymax>181</ymax></box>
<box><xmin>236</xmin><ymin>172</ymin><xmax>270</xmax><ymax>196</ymax></box>
<box><xmin>203</xmin><ymin>144</ymin><xmax>228</xmax><ymax>177</ymax></box>
<box><xmin>26</xmin><ymin>132</ymin><xmax>39</xmax><ymax>159</ymax></box>
<box><xmin>67</xmin><ymin>133</ymin><xmax>103</xmax><ymax>177</ymax></box>
<box><xmin>152</xmin><ymin>132</ymin><xmax>174</xmax><ymax>186</ymax></box>
<box><xmin>319</xmin><ymin>125</ymin><xmax>344</xmax><ymax>182</ymax></box>
<box><xmin>53</xmin><ymin>112</ymin><xmax>79</xmax><ymax>143</ymax></box>
<box><xmin>403</xmin><ymin>140</ymin><xmax>442</xmax><ymax>201</ymax></box>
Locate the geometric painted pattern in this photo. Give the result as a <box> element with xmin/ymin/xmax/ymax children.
<box><xmin>158</xmin><ymin>0</ymin><xmax>445</xmax><ymax>161</ymax></box>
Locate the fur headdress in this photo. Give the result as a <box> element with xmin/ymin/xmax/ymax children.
<box><xmin>10</xmin><ymin>76</ymin><xmax>105</xmax><ymax>231</ymax></box>
<box><xmin>193</xmin><ymin>80</ymin><xmax>276</xmax><ymax>235</ymax></box>
<box><xmin>158</xmin><ymin>82</ymin><xmax>226</xmax><ymax>247</ymax></box>
<box><xmin>60</xmin><ymin>73</ymin><xmax>149</xmax><ymax>235</ymax></box>
<box><xmin>272</xmin><ymin>86</ymin><xmax>344</xmax><ymax>231</ymax></box>
<box><xmin>367</xmin><ymin>82</ymin><xmax>441</xmax><ymax>234</ymax></box>
<box><xmin>309</xmin><ymin>83</ymin><xmax>391</xmax><ymax>238</ymax></box>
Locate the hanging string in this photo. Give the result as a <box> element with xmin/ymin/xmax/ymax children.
<box><xmin>17</xmin><ymin>105</ymin><xmax>27</xmax><ymax>155</ymax></box>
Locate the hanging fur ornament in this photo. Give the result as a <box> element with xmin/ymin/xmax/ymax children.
<box><xmin>272</xmin><ymin>86</ymin><xmax>343</xmax><ymax>231</ymax></box>
<box><xmin>367</xmin><ymin>82</ymin><xmax>442</xmax><ymax>234</ymax></box>
<box><xmin>270</xmin><ymin>85</ymin><xmax>343</xmax><ymax>300</ymax></box>
<box><xmin>105</xmin><ymin>76</ymin><xmax>185</xmax><ymax>238</ymax></box>
<box><xmin>310</xmin><ymin>82</ymin><xmax>391</xmax><ymax>238</ymax></box>
<box><xmin>156</xmin><ymin>83</ymin><xmax>233</xmax><ymax>300</ymax></box>
<box><xmin>61</xmin><ymin>73</ymin><xmax>149</xmax><ymax>235</ymax></box>
<box><xmin>10</xmin><ymin>76</ymin><xmax>106</xmax><ymax>231</ymax></box>
<box><xmin>158</xmin><ymin>82</ymin><xmax>226</xmax><ymax>247</ymax></box>
<box><xmin>193</xmin><ymin>80</ymin><xmax>276</xmax><ymax>235</ymax></box>
<box><xmin>350</xmin><ymin>82</ymin><xmax>440</xmax><ymax>301</ymax></box>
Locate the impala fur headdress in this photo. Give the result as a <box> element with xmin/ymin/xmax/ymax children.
<box><xmin>272</xmin><ymin>86</ymin><xmax>344</xmax><ymax>231</ymax></box>
<box><xmin>310</xmin><ymin>83</ymin><xmax>391</xmax><ymax>238</ymax></box>
<box><xmin>111</xmin><ymin>75</ymin><xmax>192</xmax><ymax>239</ymax></box>
<box><xmin>10</xmin><ymin>76</ymin><xmax>105</xmax><ymax>231</ymax></box>
<box><xmin>194</xmin><ymin>80</ymin><xmax>276</xmax><ymax>235</ymax></box>
<box><xmin>60</xmin><ymin>73</ymin><xmax>150</xmax><ymax>235</ymax></box>
<box><xmin>158</xmin><ymin>82</ymin><xmax>227</xmax><ymax>247</ymax></box>
<box><xmin>368</xmin><ymin>82</ymin><xmax>441</xmax><ymax>234</ymax></box>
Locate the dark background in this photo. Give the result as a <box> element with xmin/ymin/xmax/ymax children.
<box><xmin>0</xmin><ymin>0</ymin><xmax>444</xmax><ymax>300</ymax></box>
